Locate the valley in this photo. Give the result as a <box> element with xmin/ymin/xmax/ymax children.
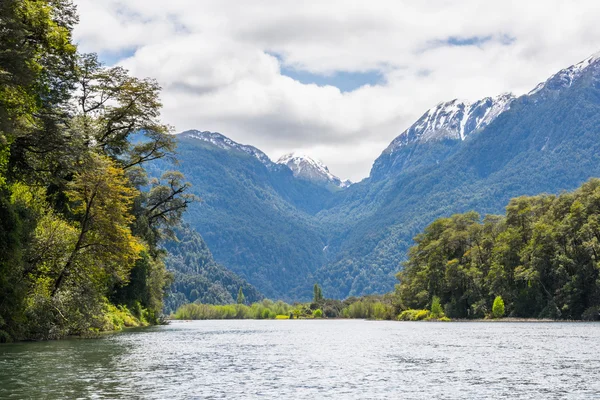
<box><xmin>160</xmin><ymin>52</ymin><xmax>600</xmax><ymax>302</ymax></box>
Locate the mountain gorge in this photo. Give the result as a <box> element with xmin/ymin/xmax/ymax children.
<box><xmin>163</xmin><ymin>52</ymin><xmax>600</xmax><ymax>301</ymax></box>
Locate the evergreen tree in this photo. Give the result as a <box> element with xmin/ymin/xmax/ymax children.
<box><xmin>313</xmin><ymin>283</ymin><xmax>323</xmax><ymax>303</ymax></box>
<box><xmin>237</xmin><ymin>287</ymin><xmax>245</xmax><ymax>305</ymax></box>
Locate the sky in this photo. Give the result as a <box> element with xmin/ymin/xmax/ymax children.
<box><xmin>72</xmin><ymin>0</ymin><xmax>600</xmax><ymax>181</ymax></box>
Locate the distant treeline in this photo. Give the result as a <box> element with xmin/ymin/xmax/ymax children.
<box><xmin>173</xmin><ymin>286</ymin><xmax>398</xmax><ymax>320</ymax></box>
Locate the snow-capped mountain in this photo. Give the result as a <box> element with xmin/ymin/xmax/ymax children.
<box><xmin>385</xmin><ymin>92</ymin><xmax>516</xmax><ymax>153</ymax></box>
<box><xmin>179</xmin><ymin>130</ymin><xmax>273</xmax><ymax>167</ymax></box>
<box><xmin>370</xmin><ymin>93</ymin><xmax>515</xmax><ymax>178</ymax></box>
<box><xmin>529</xmin><ymin>51</ymin><xmax>600</xmax><ymax>96</ymax></box>
<box><xmin>277</xmin><ymin>153</ymin><xmax>351</xmax><ymax>188</ymax></box>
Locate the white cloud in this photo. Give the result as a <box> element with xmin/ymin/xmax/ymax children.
<box><xmin>72</xmin><ymin>0</ymin><xmax>600</xmax><ymax>181</ymax></box>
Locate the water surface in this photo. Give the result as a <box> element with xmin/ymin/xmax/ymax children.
<box><xmin>1</xmin><ymin>320</ymin><xmax>599</xmax><ymax>399</ymax></box>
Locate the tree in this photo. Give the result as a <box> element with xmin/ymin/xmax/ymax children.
<box><xmin>430</xmin><ymin>296</ymin><xmax>443</xmax><ymax>319</ymax></box>
<box><xmin>492</xmin><ymin>296</ymin><xmax>505</xmax><ymax>319</ymax></box>
<box><xmin>237</xmin><ymin>287</ymin><xmax>245</xmax><ymax>305</ymax></box>
<box><xmin>53</xmin><ymin>154</ymin><xmax>143</xmax><ymax>297</ymax></box>
<box><xmin>313</xmin><ymin>309</ymin><xmax>323</xmax><ymax>318</ymax></box>
<box><xmin>313</xmin><ymin>283</ymin><xmax>323</xmax><ymax>303</ymax></box>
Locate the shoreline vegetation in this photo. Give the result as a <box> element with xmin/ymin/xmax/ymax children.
<box><xmin>0</xmin><ymin>0</ymin><xmax>193</xmax><ymax>342</ymax></box>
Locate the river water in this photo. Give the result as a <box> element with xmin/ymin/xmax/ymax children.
<box><xmin>1</xmin><ymin>320</ymin><xmax>599</xmax><ymax>399</ymax></box>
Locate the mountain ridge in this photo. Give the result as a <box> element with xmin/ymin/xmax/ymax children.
<box><xmin>277</xmin><ymin>152</ymin><xmax>352</xmax><ymax>189</ymax></box>
<box><xmin>159</xmin><ymin>50</ymin><xmax>600</xmax><ymax>301</ymax></box>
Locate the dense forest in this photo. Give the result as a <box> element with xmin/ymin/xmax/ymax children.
<box><xmin>396</xmin><ymin>179</ymin><xmax>600</xmax><ymax>320</ymax></box>
<box><xmin>162</xmin><ymin>225</ymin><xmax>263</xmax><ymax>314</ymax></box>
<box><xmin>0</xmin><ymin>0</ymin><xmax>192</xmax><ymax>341</ymax></box>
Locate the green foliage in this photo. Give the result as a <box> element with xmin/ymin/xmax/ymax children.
<box><xmin>396</xmin><ymin>179</ymin><xmax>600</xmax><ymax>320</ymax></box>
<box><xmin>492</xmin><ymin>296</ymin><xmax>505</xmax><ymax>319</ymax></box>
<box><xmin>430</xmin><ymin>296</ymin><xmax>444</xmax><ymax>319</ymax></box>
<box><xmin>0</xmin><ymin>1</ymin><xmax>192</xmax><ymax>341</ymax></box>
<box><xmin>341</xmin><ymin>296</ymin><xmax>395</xmax><ymax>320</ymax></box>
<box><xmin>173</xmin><ymin>300</ymin><xmax>294</xmax><ymax>320</ymax></box>
<box><xmin>312</xmin><ymin>309</ymin><xmax>323</xmax><ymax>318</ymax></box>
<box><xmin>237</xmin><ymin>287</ymin><xmax>246</xmax><ymax>305</ymax></box>
<box><xmin>161</xmin><ymin>225</ymin><xmax>263</xmax><ymax>314</ymax></box>
<box><xmin>313</xmin><ymin>283</ymin><xmax>323</xmax><ymax>303</ymax></box>
<box><xmin>398</xmin><ymin>309</ymin><xmax>431</xmax><ymax>321</ymax></box>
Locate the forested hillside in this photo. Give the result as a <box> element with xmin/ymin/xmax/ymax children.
<box><xmin>396</xmin><ymin>179</ymin><xmax>600</xmax><ymax>320</ymax></box>
<box><xmin>148</xmin><ymin>131</ymin><xmax>336</xmax><ymax>300</ymax></box>
<box><xmin>0</xmin><ymin>0</ymin><xmax>192</xmax><ymax>341</ymax></box>
<box><xmin>163</xmin><ymin>225</ymin><xmax>263</xmax><ymax>314</ymax></box>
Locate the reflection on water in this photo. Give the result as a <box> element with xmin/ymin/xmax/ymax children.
<box><xmin>1</xmin><ymin>320</ymin><xmax>600</xmax><ymax>399</ymax></box>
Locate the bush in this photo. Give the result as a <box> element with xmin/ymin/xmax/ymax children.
<box><xmin>313</xmin><ymin>309</ymin><xmax>323</xmax><ymax>318</ymax></box>
<box><xmin>582</xmin><ymin>306</ymin><xmax>600</xmax><ymax>321</ymax></box>
<box><xmin>398</xmin><ymin>309</ymin><xmax>430</xmax><ymax>321</ymax></box>
<box><xmin>415</xmin><ymin>309</ymin><xmax>430</xmax><ymax>320</ymax></box>
<box><xmin>492</xmin><ymin>296</ymin><xmax>505</xmax><ymax>319</ymax></box>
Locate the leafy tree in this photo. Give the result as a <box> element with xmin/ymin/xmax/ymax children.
<box><xmin>492</xmin><ymin>296</ymin><xmax>505</xmax><ymax>319</ymax></box>
<box><xmin>0</xmin><ymin>0</ymin><xmax>193</xmax><ymax>340</ymax></box>
<box><xmin>395</xmin><ymin>179</ymin><xmax>600</xmax><ymax>320</ymax></box>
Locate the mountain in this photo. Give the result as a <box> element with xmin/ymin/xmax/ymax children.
<box><xmin>163</xmin><ymin>225</ymin><xmax>263</xmax><ymax>313</ymax></box>
<box><xmin>528</xmin><ymin>51</ymin><xmax>600</xmax><ymax>96</ymax></box>
<box><xmin>311</xmin><ymin>50</ymin><xmax>600</xmax><ymax>297</ymax></box>
<box><xmin>371</xmin><ymin>93</ymin><xmax>515</xmax><ymax>179</ymax></box>
<box><xmin>277</xmin><ymin>152</ymin><xmax>351</xmax><ymax>189</ymax></box>
<box><xmin>146</xmin><ymin>130</ymin><xmax>338</xmax><ymax>300</ymax></box>
<box><xmin>156</xmin><ymin>51</ymin><xmax>600</xmax><ymax>301</ymax></box>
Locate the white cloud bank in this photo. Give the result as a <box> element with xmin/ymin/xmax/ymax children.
<box><xmin>73</xmin><ymin>0</ymin><xmax>600</xmax><ymax>181</ymax></box>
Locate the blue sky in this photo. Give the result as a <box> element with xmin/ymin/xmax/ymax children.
<box><xmin>280</xmin><ymin>68</ymin><xmax>385</xmax><ymax>93</ymax></box>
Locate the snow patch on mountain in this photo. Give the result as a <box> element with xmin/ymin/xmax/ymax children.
<box><xmin>529</xmin><ymin>51</ymin><xmax>600</xmax><ymax>96</ymax></box>
<box><xmin>384</xmin><ymin>92</ymin><xmax>515</xmax><ymax>154</ymax></box>
<box><xmin>277</xmin><ymin>153</ymin><xmax>351</xmax><ymax>188</ymax></box>
<box><xmin>180</xmin><ymin>130</ymin><xmax>273</xmax><ymax>166</ymax></box>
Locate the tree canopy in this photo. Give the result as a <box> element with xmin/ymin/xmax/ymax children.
<box><xmin>395</xmin><ymin>179</ymin><xmax>600</xmax><ymax>320</ymax></box>
<box><xmin>0</xmin><ymin>0</ymin><xmax>192</xmax><ymax>341</ymax></box>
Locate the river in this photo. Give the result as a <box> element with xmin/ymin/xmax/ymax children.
<box><xmin>1</xmin><ymin>320</ymin><xmax>599</xmax><ymax>399</ymax></box>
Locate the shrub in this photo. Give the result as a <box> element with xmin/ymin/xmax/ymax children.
<box><xmin>582</xmin><ymin>306</ymin><xmax>600</xmax><ymax>321</ymax></box>
<box><xmin>415</xmin><ymin>309</ymin><xmax>430</xmax><ymax>320</ymax></box>
<box><xmin>492</xmin><ymin>296</ymin><xmax>505</xmax><ymax>319</ymax></box>
<box><xmin>313</xmin><ymin>309</ymin><xmax>323</xmax><ymax>318</ymax></box>
<box><xmin>398</xmin><ymin>309</ymin><xmax>430</xmax><ymax>321</ymax></box>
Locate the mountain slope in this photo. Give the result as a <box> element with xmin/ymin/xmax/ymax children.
<box><xmin>163</xmin><ymin>225</ymin><xmax>263</xmax><ymax>313</ymax></box>
<box><xmin>371</xmin><ymin>93</ymin><xmax>515</xmax><ymax>179</ymax></box>
<box><xmin>149</xmin><ymin>131</ymin><xmax>340</xmax><ymax>300</ymax></box>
